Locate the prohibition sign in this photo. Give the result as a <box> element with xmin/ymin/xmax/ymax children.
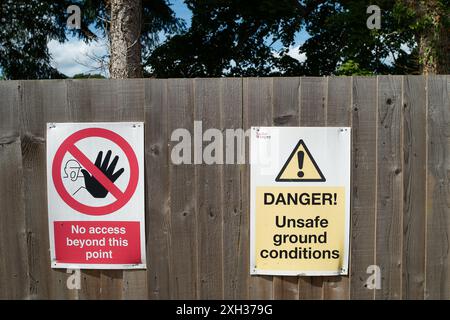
<box><xmin>52</xmin><ymin>128</ymin><xmax>139</xmax><ymax>215</ymax></box>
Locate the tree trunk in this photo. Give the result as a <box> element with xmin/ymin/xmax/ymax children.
<box><xmin>405</xmin><ymin>0</ymin><xmax>450</xmax><ymax>74</ymax></box>
<box><xmin>109</xmin><ymin>0</ymin><xmax>143</xmax><ymax>78</ymax></box>
<box><xmin>419</xmin><ymin>19</ymin><xmax>450</xmax><ymax>74</ymax></box>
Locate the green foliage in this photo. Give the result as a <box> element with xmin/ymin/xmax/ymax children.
<box><xmin>0</xmin><ymin>0</ymin><xmax>70</xmax><ymax>79</ymax></box>
<box><xmin>1</xmin><ymin>0</ymin><xmax>183</xmax><ymax>79</ymax></box>
<box><xmin>72</xmin><ymin>0</ymin><xmax>185</xmax><ymax>61</ymax></box>
<box><xmin>148</xmin><ymin>0</ymin><xmax>305</xmax><ymax>77</ymax></box>
<box><xmin>1</xmin><ymin>0</ymin><xmax>447</xmax><ymax>78</ymax></box>
<box><xmin>72</xmin><ymin>73</ymin><xmax>105</xmax><ymax>79</ymax></box>
<box><xmin>149</xmin><ymin>0</ymin><xmax>425</xmax><ymax>77</ymax></box>
<box><xmin>335</xmin><ymin>60</ymin><xmax>373</xmax><ymax>76</ymax></box>
<box><xmin>300</xmin><ymin>0</ymin><xmax>418</xmax><ymax>76</ymax></box>
<box><xmin>397</xmin><ymin>0</ymin><xmax>450</xmax><ymax>73</ymax></box>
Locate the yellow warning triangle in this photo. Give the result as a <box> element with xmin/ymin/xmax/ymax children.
<box><xmin>275</xmin><ymin>139</ymin><xmax>325</xmax><ymax>182</ymax></box>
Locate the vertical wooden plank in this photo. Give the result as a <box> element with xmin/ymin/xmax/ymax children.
<box><xmin>66</xmin><ymin>79</ymin><xmax>145</xmax><ymax>299</ymax></box>
<box><xmin>19</xmin><ymin>80</ymin><xmax>75</xmax><ymax>299</ymax></box>
<box><xmin>300</xmin><ymin>77</ymin><xmax>327</xmax><ymax>127</ymax></box>
<box><xmin>105</xmin><ymin>79</ymin><xmax>146</xmax><ymax>299</ymax></box>
<box><xmin>272</xmin><ymin>77</ymin><xmax>300</xmax><ymax>300</ymax></box>
<box><xmin>221</xmin><ymin>78</ymin><xmax>249</xmax><ymax>299</ymax></box>
<box><xmin>101</xmin><ymin>79</ymin><xmax>145</xmax><ymax>299</ymax></box>
<box><xmin>323</xmin><ymin>76</ymin><xmax>352</xmax><ymax>300</ymax></box>
<box><xmin>0</xmin><ymin>139</ymin><xmax>28</xmax><ymax>299</ymax></box>
<box><xmin>350</xmin><ymin>77</ymin><xmax>377</xmax><ymax>299</ymax></box>
<box><xmin>167</xmin><ymin>79</ymin><xmax>198</xmax><ymax>299</ymax></box>
<box><xmin>298</xmin><ymin>77</ymin><xmax>327</xmax><ymax>300</ymax></box>
<box><xmin>117</xmin><ymin>79</ymin><xmax>147</xmax><ymax>300</ymax></box>
<box><xmin>426</xmin><ymin>75</ymin><xmax>450</xmax><ymax>299</ymax></box>
<box><xmin>243</xmin><ymin>78</ymin><xmax>273</xmax><ymax>299</ymax></box>
<box><xmin>0</xmin><ymin>81</ymin><xmax>20</xmax><ymax>137</ymax></box>
<box><xmin>375</xmin><ymin>76</ymin><xmax>403</xmax><ymax>299</ymax></box>
<box><xmin>66</xmin><ymin>79</ymin><xmax>115</xmax><ymax>299</ymax></box>
<box><xmin>0</xmin><ymin>81</ymin><xmax>29</xmax><ymax>299</ymax></box>
<box><xmin>195</xmin><ymin>79</ymin><xmax>224</xmax><ymax>299</ymax></box>
<box><xmin>144</xmin><ymin>79</ymin><xmax>170</xmax><ymax>300</ymax></box>
<box><xmin>402</xmin><ymin>76</ymin><xmax>426</xmax><ymax>299</ymax></box>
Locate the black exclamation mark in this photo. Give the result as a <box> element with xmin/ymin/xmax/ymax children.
<box><xmin>297</xmin><ymin>151</ymin><xmax>305</xmax><ymax>178</ymax></box>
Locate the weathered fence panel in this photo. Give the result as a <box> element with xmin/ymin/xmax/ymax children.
<box><xmin>349</xmin><ymin>77</ymin><xmax>377</xmax><ymax>300</ymax></box>
<box><xmin>426</xmin><ymin>76</ymin><xmax>450</xmax><ymax>299</ymax></box>
<box><xmin>0</xmin><ymin>76</ymin><xmax>448</xmax><ymax>299</ymax></box>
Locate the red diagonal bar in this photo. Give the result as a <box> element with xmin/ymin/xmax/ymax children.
<box><xmin>67</xmin><ymin>145</ymin><xmax>124</xmax><ymax>200</ymax></box>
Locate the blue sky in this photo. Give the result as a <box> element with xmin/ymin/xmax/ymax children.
<box><xmin>170</xmin><ymin>0</ymin><xmax>309</xmax><ymax>45</ymax></box>
<box><xmin>171</xmin><ymin>0</ymin><xmax>192</xmax><ymax>27</ymax></box>
<box><xmin>48</xmin><ymin>0</ymin><xmax>309</xmax><ymax>77</ymax></box>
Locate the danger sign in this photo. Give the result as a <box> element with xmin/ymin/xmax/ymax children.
<box><xmin>46</xmin><ymin>122</ymin><xmax>146</xmax><ymax>269</ymax></box>
<box><xmin>250</xmin><ymin>127</ymin><xmax>351</xmax><ymax>276</ymax></box>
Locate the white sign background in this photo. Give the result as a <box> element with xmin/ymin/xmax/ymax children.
<box><xmin>250</xmin><ymin>127</ymin><xmax>351</xmax><ymax>276</ymax></box>
<box><xmin>46</xmin><ymin>122</ymin><xmax>146</xmax><ymax>269</ymax></box>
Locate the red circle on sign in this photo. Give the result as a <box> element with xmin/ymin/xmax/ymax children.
<box><xmin>52</xmin><ymin>128</ymin><xmax>139</xmax><ymax>215</ymax></box>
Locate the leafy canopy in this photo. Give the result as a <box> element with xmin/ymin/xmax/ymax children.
<box><xmin>0</xmin><ymin>0</ymin><xmax>69</xmax><ymax>79</ymax></box>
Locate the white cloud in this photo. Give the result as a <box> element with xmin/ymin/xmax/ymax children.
<box><xmin>273</xmin><ymin>45</ymin><xmax>307</xmax><ymax>63</ymax></box>
<box><xmin>48</xmin><ymin>38</ymin><xmax>109</xmax><ymax>77</ymax></box>
<box><xmin>286</xmin><ymin>45</ymin><xmax>306</xmax><ymax>63</ymax></box>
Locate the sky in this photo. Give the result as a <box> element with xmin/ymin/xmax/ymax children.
<box><xmin>48</xmin><ymin>0</ymin><xmax>309</xmax><ymax>77</ymax></box>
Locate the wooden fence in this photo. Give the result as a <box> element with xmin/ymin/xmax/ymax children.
<box><xmin>0</xmin><ymin>76</ymin><xmax>449</xmax><ymax>299</ymax></box>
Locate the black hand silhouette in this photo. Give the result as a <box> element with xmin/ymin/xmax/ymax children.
<box><xmin>81</xmin><ymin>150</ymin><xmax>124</xmax><ymax>198</ymax></box>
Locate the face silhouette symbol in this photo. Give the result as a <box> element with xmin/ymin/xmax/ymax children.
<box><xmin>63</xmin><ymin>159</ymin><xmax>83</xmax><ymax>182</ymax></box>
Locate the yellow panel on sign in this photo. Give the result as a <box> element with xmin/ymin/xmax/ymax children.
<box><xmin>255</xmin><ymin>186</ymin><xmax>345</xmax><ymax>273</ymax></box>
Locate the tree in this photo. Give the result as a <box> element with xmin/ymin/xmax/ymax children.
<box><xmin>1</xmin><ymin>0</ymin><xmax>183</xmax><ymax>79</ymax></box>
<box><xmin>400</xmin><ymin>0</ymin><xmax>449</xmax><ymax>74</ymax></box>
<box><xmin>75</xmin><ymin>0</ymin><xmax>184</xmax><ymax>78</ymax></box>
<box><xmin>109</xmin><ymin>0</ymin><xmax>143</xmax><ymax>78</ymax></box>
<box><xmin>148</xmin><ymin>0</ymin><xmax>419</xmax><ymax>77</ymax></box>
<box><xmin>299</xmin><ymin>0</ymin><xmax>418</xmax><ymax>76</ymax></box>
<box><xmin>148</xmin><ymin>0</ymin><xmax>306</xmax><ymax>77</ymax></box>
<box><xmin>291</xmin><ymin>0</ymin><xmax>448</xmax><ymax>75</ymax></box>
<box><xmin>72</xmin><ymin>73</ymin><xmax>106</xmax><ymax>79</ymax></box>
<box><xmin>150</xmin><ymin>0</ymin><xmax>448</xmax><ymax>77</ymax></box>
<box><xmin>0</xmin><ymin>0</ymin><xmax>69</xmax><ymax>79</ymax></box>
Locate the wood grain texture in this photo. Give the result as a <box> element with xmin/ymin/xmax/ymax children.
<box><xmin>272</xmin><ymin>77</ymin><xmax>300</xmax><ymax>300</ymax></box>
<box><xmin>66</xmin><ymin>80</ymin><xmax>116</xmax><ymax>299</ymax></box>
<box><xmin>402</xmin><ymin>76</ymin><xmax>426</xmax><ymax>299</ymax></box>
<box><xmin>298</xmin><ymin>77</ymin><xmax>327</xmax><ymax>300</ymax></box>
<box><xmin>425</xmin><ymin>75</ymin><xmax>450</xmax><ymax>299</ymax></box>
<box><xmin>144</xmin><ymin>79</ymin><xmax>170</xmax><ymax>300</ymax></box>
<box><xmin>167</xmin><ymin>79</ymin><xmax>198</xmax><ymax>299</ymax></box>
<box><xmin>195</xmin><ymin>79</ymin><xmax>224</xmax><ymax>299</ymax></box>
<box><xmin>66</xmin><ymin>79</ymin><xmax>145</xmax><ymax>299</ymax></box>
<box><xmin>0</xmin><ymin>81</ymin><xmax>29</xmax><ymax>299</ymax></box>
<box><xmin>323</xmin><ymin>76</ymin><xmax>352</xmax><ymax>300</ymax></box>
<box><xmin>117</xmin><ymin>79</ymin><xmax>147</xmax><ymax>300</ymax></box>
<box><xmin>110</xmin><ymin>80</ymin><xmax>145</xmax><ymax>300</ymax></box>
<box><xmin>19</xmin><ymin>80</ymin><xmax>75</xmax><ymax>299</ymax></box>
<box><xmin>0</xmin><ymin>81</ymin><xmax>20</xmax><ymax>138</ymax></box>
<box><xmin>350</xmin><ymin>77</ymin><xmax>377</xmax><ymax>300</ymax></box>
<box><xmin>376</xmin><ymin>76</ymin><xmax>403</xmax><ymax>300</ymax></box>
<box><xmin>221</xmin><ymin>78</ymin><xmax>249</xmax><ymax>299</ymax></box>
<box><xmin>244</xmin><ymin>78</ymin><xmax>274</xmax><ymax>299</ymax></box>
